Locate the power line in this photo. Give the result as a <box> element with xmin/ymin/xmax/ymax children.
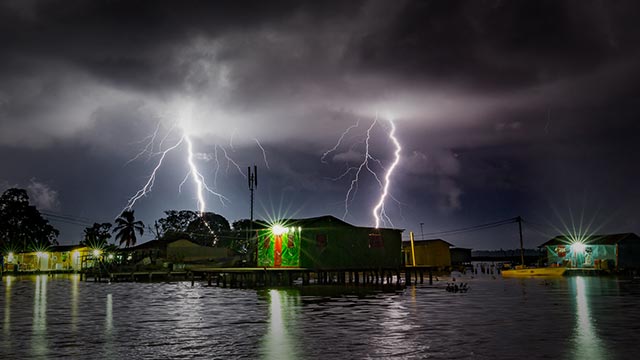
<box><xmin>404</xmin><ymin>217</ymin><xmax>518</xmax><ymax>239</ymax></box>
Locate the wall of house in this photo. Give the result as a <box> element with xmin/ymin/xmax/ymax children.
<box><xmin>167</xmin><ymin>239</ymin><xmax>229</xmax><ymax>263</ymax></box>
<box><xmin>618</xmin><ymin>239</ymin><xmax>640</xmax><ymax>269</ymax></box>
<box><xmin>546</xmin><ymin>244</ymin><xmax>617</xmax><ymax>268</ymax></box>
<box><xmin>403</xmin><ymin>241</ymin><xmax>451</xmax><ymax>267</ymax></box>
<box><xmin>299</xmin><ymin>224</ymin><xmax>402</xmax><ymax>270</ymax></box>
<box><xmin>7</xmin><ymin>248</ymin><xmax>88</xmax><ymax>271</ymax></box>
<box><xmin>257</xmin><ymin>229</ymin><xmax>301</xmax><ymax>267</ymax></box>
<box><xmin>451</xmin><ymin>248</ymin><xmax>472</xmax><ymax>265</ymax></box>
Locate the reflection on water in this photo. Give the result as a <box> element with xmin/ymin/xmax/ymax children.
<box><xmin>70</xmin><ymin>274</ymin><xmax>79</xmax><ymax>332</ymax></box>
<box><xmin>106</xmin><ymin>293</ymin><xmax>113</xmax><ymax>332</ymax></box>
<box><xmin>0</xmin><ymin>274</ymin><xmax>638</xmax><ymax>359</ymax></box>
<box><xmin>3</xmin><ymin>276</ymin><xmax>11</xmax><ymax>337</ymax></box>
<box><xmin>572</xmin><ymin>277</ymin><xmax>606</xmax><ymax>360</ymax></box>
<box><xmin>262</xmin><ymin>289</ymin><xmax>300</xmax><ymax>360</ymax></box>
<box><xmin>32</xmin><ymin>275</ymin><xmax>48</xmax><ymax>358</ymax></box>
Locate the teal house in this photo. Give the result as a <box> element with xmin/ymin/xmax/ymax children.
<box><xmin>540</xmin><ymin>233</ymin><xmax>640</xmax><ymax>270</ymax></box>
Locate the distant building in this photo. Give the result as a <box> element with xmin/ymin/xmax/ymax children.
<box><xmin>539</xmin><ymin>233</ymin><xmax>640</xmax><ymax>270</ymax></box>
<box><xmin>5</xmin><ymin>245</ymin><xmax>89</xmax><ymax>272</ymax></box>
<box><xmin>256</xmin><ymin>215</ymin><xmax>403</xmax><ymax>270</ymax></box>
<box><xmin>402</xmin><ymin>239</ymin><xmax>452</xmax><ymax>268</ymax></box>
<box><xmin>128</xmin><ymin>238</ymin><xmax>232</xmax><ymax>265</ymax></box>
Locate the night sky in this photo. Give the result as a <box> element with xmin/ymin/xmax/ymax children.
<box><xmin>1</xmin><ymin>0</ymin><xmax>639</xmax><ymax>249</ymax></box>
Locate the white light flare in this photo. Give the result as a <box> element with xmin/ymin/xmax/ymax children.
<box><xmin>372</xmin><ymin>118</ymin><xmax>401</xmax><ymax>228</ymax></box>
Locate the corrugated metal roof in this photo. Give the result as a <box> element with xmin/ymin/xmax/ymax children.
<box><xmin>402</xmin><ymin>238</ymin><xmax>454</xmax><ymax>247</ymax></box>
<box><xmin>539</xmin><ymin>233</ymin><xmax>640</xmax><ymax>247</ymax></box>
<box><xmin>259</xmin><ymin>215</ymin><xmax>404</xmax><ymax>231</ymax></box>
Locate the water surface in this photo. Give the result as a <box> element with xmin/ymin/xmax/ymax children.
<box><xmin>2</xmin><ymin>272</ymin><xmax>639</xmax><ymax>359</ymax></box>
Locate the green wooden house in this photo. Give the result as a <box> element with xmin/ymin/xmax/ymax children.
<box><xmin>256</xmin><ymin>215</ymin><xmax>403</xmax><ymax>270</ymax></box>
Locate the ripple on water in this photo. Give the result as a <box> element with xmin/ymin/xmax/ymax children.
<box><xmin>2</xmin><ymin>274</ymin><xmax>640</xmax><ymax>359</ymax></box>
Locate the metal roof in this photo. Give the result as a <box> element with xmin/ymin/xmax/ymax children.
<box><xmin>539</xmin><ymin>233</ymin><xmax>640</xmax><ymax>247</ymax></box>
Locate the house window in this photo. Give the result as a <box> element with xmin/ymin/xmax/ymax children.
<box><xmin>316</xmin><ymin>234</ymin><xmax>327</xmax><ymax>249</ymax></box>
<box><xmin>287</xmin><ymin>233</ymin><xmax>295</xmax><ymax>248</ymax></box>
<box><xmin>369</xmin><ymin>232</ymin><xmax>384</xmax><ymax>248</ymax></box>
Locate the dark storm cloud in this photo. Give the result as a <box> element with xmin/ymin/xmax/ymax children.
<box><xmin>0</xmin><ymin>0</ymin><xmax>363</xmax><ymax>92</ymax></box>
<box><xmin>1</xmin><ymin>0</ymin><xmax>639</xmax><ymax>247</ymax></box>
<box><xmin>351</xmin><ymin>0</ymin><xmax>640</xmax><ymax>90</ymax></box>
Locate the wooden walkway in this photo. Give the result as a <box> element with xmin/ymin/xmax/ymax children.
<box><xmin>78</xmin><ymin>265</ymin><xmax>442</xmax><ymax>288</ymax></box>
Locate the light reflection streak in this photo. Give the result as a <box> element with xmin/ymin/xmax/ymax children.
<box><xmin>262</xmin><ymin>289</ymin><xmax>299</xmax><ymax>360</ymax></box>
<box><xmin>572</xmin><ymin>277</ymin><xmax>606</xmax><ymax>360</ymax></box>
<box><xmin>371</xmin><ymin>295</ymin><xmax>423</xmax><ymax>357</ymax></box>
<box><xmin>106</xmin><ymin>293</ymin><xmax>113</xmax><ymax>332</ymax></box>
<box><xmin>3</xmin><ymin>276</ymin><xmax>12</xmax><ymax>337</ymax></box>
<box><xmin>70</xmin><ymin>274</ymin><xmax>79</xmax><ymax>332</ymax></box>
<box><xmin>32</xmin><ymin>275</ymin><xmax>48</xmax><ymax>358</ymax></box>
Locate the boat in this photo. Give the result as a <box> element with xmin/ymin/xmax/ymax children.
<box><xmin>500</xmin><ymin>216</ymin><xmax>566</xmax><ymax>278</ymax></box>
<box><xmin>501</xmin><ymin>266</ymin><xmax>566</xmax><ymax>277</ymax></box>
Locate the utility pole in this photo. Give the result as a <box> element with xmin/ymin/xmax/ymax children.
<box><xmin>517</xmin><ymin>216</ymin><xmax>524</xmax><ymax>266</ymax></box>
<box><xmin>420</xmin><ymin>222</ymin><xmax>424</xmax><ymax>240</ymax></box>
<box><xmin>248</xmin><ymin>165</ymin><xmax>257</xmax><ymax>264</ymax></box>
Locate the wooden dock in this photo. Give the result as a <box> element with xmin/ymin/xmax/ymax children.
<box><xmin>188</xmin><ymin>267</ymin><xmax>407</xmax><ymax>288</ymax></box>
<box><xmin>77</xmin><ymin>265</ymin><xmax>442</xmax><ymax>288</ymax></box>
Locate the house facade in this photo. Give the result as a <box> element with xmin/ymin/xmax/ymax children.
<box><xmin>257</xmin><ymin>215</ymin><xmax>403</xmax><ymax>270</ymax></box>
<box><xmin>540</xmin><ymin>233</ymin><xmax>640</xmax><ymax>270</ymax></box>
<box><xmin>402</xmin><ymin>239</ymin><xmax>452</xmax><ymax>268</ymax></box>
<box><xmin>4</xmin><ymin>245</ymin><xmax>90</xmax><ymax>272</ymax></box>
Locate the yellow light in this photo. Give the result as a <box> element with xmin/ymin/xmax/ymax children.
<box><xmin>92</xmin><ymin>249</ymin><xmax>101</xmax><ymax>257</ymax></box>
<box><xmin>108</xmin><ymin>254</ymin><xmax>114</xmax><ymax>260</ymax></box>
<box><xmin>7</xmin><ymin>252</ymin><xmax>14</xmax><ymax>262</ymax></box>
<box><xmin>272</xmin><ymin>225</ymin><xmax>287</xmax><ymax>236</ymax></box>
<box><xmin>72</xmin><ymin>250</ymin><xmax>79</xmax><ymax>258</ymax></box>
<box><xmin>572</xmin><ymin>242</ymin><xmax>586</xmax><ymax>253</ymax></box>
<box><xmin>36</xmin><ymin>251</ymin><xmax>48</xmax><ymax>258</ymax></box>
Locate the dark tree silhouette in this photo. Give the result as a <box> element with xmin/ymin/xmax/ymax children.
<box><xmin>81</xmin><ymin>222</ymin><xmax>112</xmax><ymax>249</ymax></box>
<box><xmin>186</xmin><ymin>212</ymin><xmax>231</xmax><ymax>246</ymax></box>
<box><xmin>113</xmin><ymin>210</ymin><xmax>144</xmax><ymax>248</ymax></box>
<box><xmin>0</xmin><ymin>188</ymin><xmax>59</xmax><ymax>252</ymax></box>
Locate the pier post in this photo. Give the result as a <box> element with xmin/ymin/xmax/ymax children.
<box><xmin>429</xmin><ymin>268</ymin><xmax>433</xmax><ymax>285</ymax></box>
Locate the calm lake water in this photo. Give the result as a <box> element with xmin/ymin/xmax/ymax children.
<box><xmin>2</xmin><ymin>271</ymin><xmax>640</xmax><ymax>359</ymax></box>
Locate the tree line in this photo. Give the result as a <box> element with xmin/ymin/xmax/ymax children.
<box><xmin>0</xmin><ymin>188</ymin><xmax>263</xmax><ymax>256</ymax></box>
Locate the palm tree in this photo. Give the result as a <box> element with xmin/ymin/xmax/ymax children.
<box><xmin>113</xmin><ymin>210</ymin><xmax>144</xmax><ymax>248</ymax></box>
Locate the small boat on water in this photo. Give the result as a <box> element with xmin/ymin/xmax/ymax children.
<box><xmin>500</xmin><ymin>217</ymin><xmax>566</xmax><ymax>278</ymax></box>
<box><xmin>501</xmin><ymin>266</ymin><xmax>566</xmax><ymax>277</ymax></box>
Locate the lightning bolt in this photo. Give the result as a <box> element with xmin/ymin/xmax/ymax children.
<box><xmin>323</xmin><ymin>114</ymin><xmax>402</xmax><ymax>227</ymax></box>
<box><xmin>124</xmin><ymin>124</ymin><xmax>229</xmax><ymax>216</ymax></box>
<box><xmin>372</xmin><ymin>118</ymin><xmax>401</xmax><ymax>228</ymax></box>
<box><xmin>124</xmin><ymin>129</ymin><xmax>184</xmax><ymax>212</ymax></box>
<box><xmin>321</xmin><ymin>119</ymin><xmax>360</xmax><ymax>163</ymax></box>
<box><xmin>254</xmin><ymin>138</ymin><xmax>270</xmax><ymax>169</ymax></box>
<box><xmin>184</xmin><ymin>133</ymin><xmax>229</xmax><ymax>214</ymax></box>
<box><xmin>342</xmin><ymin>119</ymin><xmax>382</xmax><ymax>220</ymax></box>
